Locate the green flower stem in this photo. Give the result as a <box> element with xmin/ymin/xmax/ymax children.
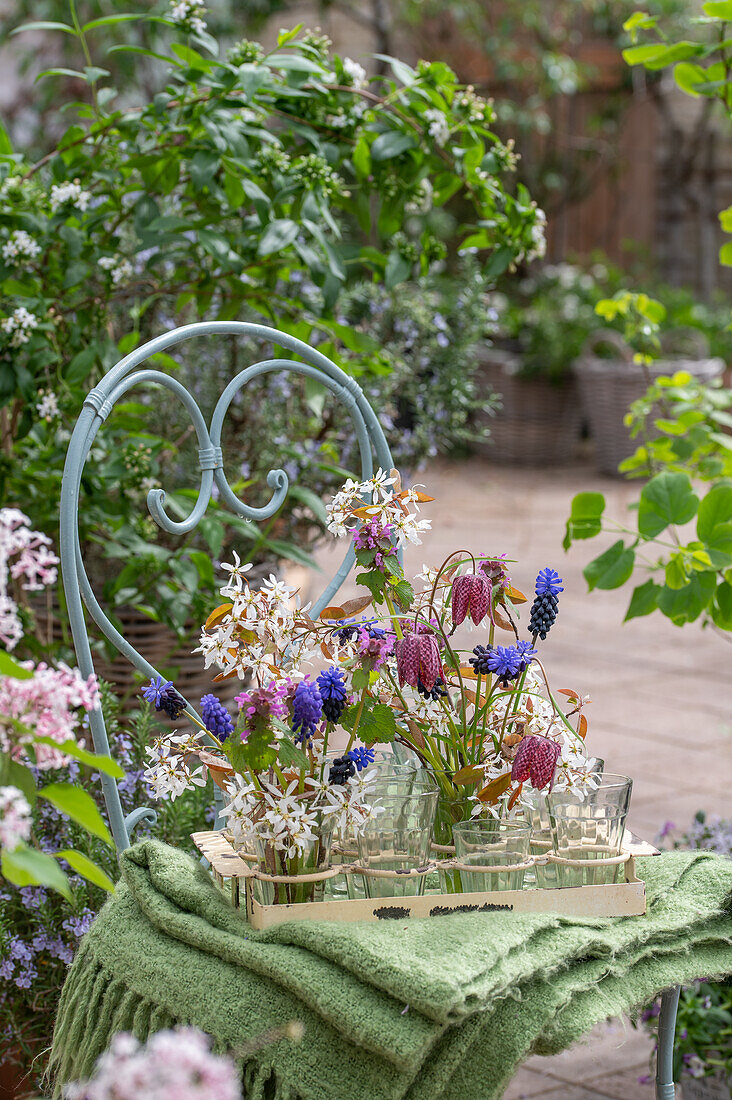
<box><xmin>345</xmin><ymin>688</ymin><xmax>368</xmax><ymax>752</ymax></box>
<box><xmin>384</xmin><ymin>592</ymin><xmax>404</xmax><ymax>639</ymax></box>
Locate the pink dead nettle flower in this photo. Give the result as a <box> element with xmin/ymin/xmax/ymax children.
<box><xmin>511</xmin><ymin>734</ymin><xmax>561</xmax><ymax>792</ymax></box>
<box><xmin>395</xmin><ymin>628</ymin><xmax>443</xmax><ymax>692</ymax></box>
<box><xmin>356</xmin><ymin>626</ymin><xmax>394</xmax><ymax>669</ymax></box>
<box><xmin>451</xmin><ymin>572</ymin><xmax>491</xmax><ymax>627</ymax></box>
<box><xmin>0</xmin><ymin>661</ymin><xmax>99</xmax><ymax>769</ymax></box>
<box><xmin>234</xmin><ymin>680</ymin><xmax>290</xmax><ymax>742</ymax></box>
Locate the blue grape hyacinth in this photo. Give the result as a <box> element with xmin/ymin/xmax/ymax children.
<box><xmin>200</xmin><ymin>694</ymin><xmax>234</xmax><ymax>740</ymax></box>
<box><xmin>292</xmin><ymin>678</ymin><xmax>323</xmax><ymax>745</ymax></box>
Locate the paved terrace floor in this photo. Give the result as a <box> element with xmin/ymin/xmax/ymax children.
<box><xmin>314</xmin><ymin>457</ymin><xmax>732</xmax><ymax>1099</ymax></box>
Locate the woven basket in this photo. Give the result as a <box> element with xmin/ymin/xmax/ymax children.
<box><xmin>473</xmin><ymin>347</ymin><xmax>582</xmax><ymax>466</ymax></box>
<box><xmin>574</xmin><ymin>331</ymin><xmax>725</xmax><ymax>476</ymax></box>
<box><xmin>33</xmin><ymin>601</ymin><xmax>243</xmax><ymax>713</ymax></box>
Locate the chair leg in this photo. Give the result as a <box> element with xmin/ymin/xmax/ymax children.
<box><xmin>656</xmin><ymin>985</ymin><xmax>681</xmax><ymax>1100</ymax></box>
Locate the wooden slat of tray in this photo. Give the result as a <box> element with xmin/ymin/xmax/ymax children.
<box><xmin>192</xmin><ymin>830</ymin><xmax>253</xmax><ymax>877</ymax></box>
<box><xmin>245</xmin><ymin>875</ymin><xmax>646</xmax><ymax>929</ymax></box>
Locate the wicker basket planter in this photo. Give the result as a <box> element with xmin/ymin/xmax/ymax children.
<box><xmin>681</xmin><ymin>1075</ymin><xmax>731</xmax><ymax>1100</ymax></box>
<box><xmin>473</xmin><ymin>347</ymin><xmax>582</xmax><ymax>466</ymax></box>
<box><xmin>574</xmin><ymin>333</ymin><xmax>725</xmax><ymax>476</ymax></box>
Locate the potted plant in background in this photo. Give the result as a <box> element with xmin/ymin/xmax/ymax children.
<box><xmin>474</xmin><ymin>262</ymin><xmax>606</xmax><ymax>465</ymax></box>
<box><xmin>574</xmin><ymin>289</ymin><xmax>727</xmax><ymax>476</ymax></box>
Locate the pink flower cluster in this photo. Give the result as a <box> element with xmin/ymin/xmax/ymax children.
<box><xmin>66</xmin><ymin>1028</ymin><xmax>241</xmax><ymax>1100</ymax></box>
<box><xmin>0</xmin><ymin>508</ymin><xmax>59</xmax><ymax>649</ymax></box>
<box><xmin>0</xmin><ymin>785</ymin><xmax>32</xmax><ymax>850</ymax></box>
<box><xmin>234</xmin><ymin>680</ymin><xmax>290</xmax><ymax>742</ymax></box>
<box><xmin>0</xmin><ymin>661</ymin><xmax>99</xmax><ymax>769</ymax></box>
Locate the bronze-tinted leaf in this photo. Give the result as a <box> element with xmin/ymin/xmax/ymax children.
<box><xmin>492</xmin><ymin>605</ymin><xmax>515</xmax><ymax>632</ymax></box>
<box><xmin>507</xmin><ymin>783</ymin><xmax>523</xmax><ymax>811</ymax></box>
<box><xmin>507</xmin><ymin>586</ymin><xmax>527</xmax><ymax>605</ymax></box>
<box><xmin>405</xmin><ymin>720</ymin><xmax>426</xmax><ymax>750</ymax></box>
<box><xmin>452</xmin><ymin>764</ymin><xmax>483</xmax><ymax>786</ymax></box>
<box><xmin>320</xmin><ymin>641</ymin><xmax>334</xmax><ymax>660</ymax></box>
<box><xmin>204</xmin><ymin>602</ymin><xmax>232</xmax><ymax>631</ymax></box>
<box><xmin>477</xmin><ymin>772</ymin><xmax>513</xmax><ymax>804</ymax></box>
<box><xmin>557</xmin><ymin>688</ymin><xmax>579</xmax><ymax>700</ymax></box>
<box><xmin>341</xmin><ymin>594</ymin><xmax>373</xmax><ymax>616</ymax></box>
<box><xmin>319</xmin><ymin>605</ymin><xmax>345</xmax><ymax>620</ymax></box>
<box><xmin>458</xmin><ymin>665</ymin><xmax>479</xmax><ymax>680</ymax></box>
<box><xmin>390</xmin><ymin>468</ymin><xmax>403</xmax><ymax>493</ymax></box>
<box><xmin>577</xmin><ymin>714</ymin><xmax>588</xmax><ymax>739</ymax></box>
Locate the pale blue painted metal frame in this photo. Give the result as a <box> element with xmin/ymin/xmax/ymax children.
<box><xmin>57</xmin><ymin>320</ymin><xmax>679</xmax><ymax>1099</ymax></box>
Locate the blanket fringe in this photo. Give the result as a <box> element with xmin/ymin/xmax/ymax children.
<box><xmin>48</xmin><ymin>944</ymin><xmax>297</xmax><ymax>1100</ymax></box>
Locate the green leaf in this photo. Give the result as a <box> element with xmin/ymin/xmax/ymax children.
<box><xmin>563</xmin><ymin>491</ymin><xmax>605</xmax><ymax>549</ymax></box>
<box><xmin>720</xmin><ymin>242</ymin><xmax>732</xmax><ymax>267</ymax></box>
<box><xmin>370</xmin><ymin>131</ymin><xmax>416</xmax><ymax>162</ymax></box>
<box><xmin>384</xmin><ymin>250</ymin><xmax>412</xmax><ymax>289</ymax></box>
<box><xmin>638</xmin><ymin>472</ymin><xmax>699</xmax><ymax>538</ymax></box>
<box><xmin>2</xmin><ymin>844</ymin><xmax>71</xmax><ymax>899</ymax></box>
<box><xmin>2</xmin><ymin>757</ymin><xmax>36</xmax><ymax>804</ymax></box>
<box><xmin>55</xmin><ymin>849</ymin><xmax>115</xmax><ymax>891</ymax></box>
<box><xmin>11</xmin><ymin>20</ymin><xmax>76</xmax><ymax>35</ymax></box>
<box><xmin>276</xmin><ymin>737</ymin><xmax>312</xmax><ymax>771</ymax></box>
<box><xmin>356</xmin><ymin>570</ymin><xmax>386</xmax><ymax>602</ymax></box>
<box><xmin>697</xmin><ymin>484</ymin><xmax>732</xmax><ymax>543</ymax></box>
<box><xmin>0</xmin><ymin>650</ymin><xmax>33</xmax><ymax>679</ymax></box>
<box><xmin>351</xmin><ymin>668</ymin><xmax>370</xmax><ymax>692</ymax></box>
<box><xmin>33</xmin><ymin>737</ymin><xmax>124</xmax><ymax>778</ymax></box>
<box><xmin>355</xmin><ymin>702</ymin><xmax>397</xmax><ymax>746</ymax></box>
<box><xmin>583</xmin><ymin>540</ymin><xmax>636</xmax><ymax>591</ymax></box>
<box><xmin>83</xmin><ymin>13</ymin><xmax>153</xmax><ymax>30</ymax></box>
<box><xmin>712</xmin><ymin>580</ymin><xmax>732</xmax><ymax>629</ymax></box>
<box><xmin>0</xmin><ymin>119</ymin><xmax>13</xmax><ymax>156</ymax></box>
<box><xmin>674</xmin><ymin>62</ymin><xmax>708</xmax><ymax>97</ymax></box>
<box><xmin>36</xmin><ymin>68</ymin><xmax>87</xmax><ymax>82</ymax></box>
<box><xmin>38</xmin><ymin>784</ymin><xmax>112</xmax><ymax>845</ymax></box>
<box><xmin>657</xmin><ymin>572</ymin><xmax>716</xmax><ymax>624</ymax></box>
<box><xmin>257</xmin><ymin>218</ymin><xmax>299</xmax><ymax>257</ymax></box>
<box><xmin>624</xmin><ymin>579</ymin><xmax>661</xmax><ymax>621</ymax></box>
<box><xmin>390</xmin><ymin>578</ymin><xmax>414</xmax><ymax>612</ymax></box>
<box><xmin>703</xmin><ymin>0</ymin><xmax>732</xmax><ymax>17</ymax></box>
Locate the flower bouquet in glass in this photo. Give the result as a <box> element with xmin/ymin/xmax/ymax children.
<box><xmin>144</xmin><ymin>468</ymin><xmax>606</xmax><ymax>905</ymax></box>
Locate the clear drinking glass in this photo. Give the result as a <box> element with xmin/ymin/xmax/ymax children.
<box><xmin>547</xmin><ymin>772</ymin><xmax>632</xmax><ymax>818</ymax></box>
<box><xmin>536</xmin><ymin>803</ymin><xmax>627</xmax><ymax>889</ymax></box>
<box><xmin>523</xmin><ymin>759</ymin><xmax>608</xmax><ymax>887</ymax></box>
<box><xmin>252</xmin><ymin>816</ymin><xmax>335</xmax><ymax>906</ymax></box>
<box><xmin>325</xmin><ymin>750</ymin><xmax>420</xmax><ymax>900</ymax></box>
<box><xmin>357</xmin><ymin>788</ymin><xmax>439</xmax><ymax>898</ymax></box>
<box><xmin>453</xmin><ymin>820</ymin><xmax>531</xmax><ymax>893</ymax></box>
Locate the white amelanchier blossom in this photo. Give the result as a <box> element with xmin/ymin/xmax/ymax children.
<box><xmin>325</xmin><ymin>468</ymin><xmax>432</xmax><ymax>547</ymax></box>
<box><xmin>1</xmin><ymin>306</ymin><xmax>39</xmax><ymax>347</ymax></box>
<box><xmin>36</xmin><ymin>391</ymin><xmax>60</xmax><ymax>421</ymax></box>
<box><xmin>342</xmin><ymin>57</ymin><xmax>367</xmax><ymax>88</ymax></box>
<box><xmin>168</xmin><ymin>0</ymin><xmax>207</xmax><ymax>34</ymax></box>
<box><xmin>424</xmin><ymin>109</ymin><xmax>450</xmax><ymax>148</ymax></box>
<box><xmin>2</xmin><ymin>230</ymin><xmax>41</xmax><ymax>266</ymax></box>
<box><xmin>98</xmin><ymin>255</ymin><xmax>133</xmax><ymax>285</ymax></box>
<box><xmin>50</xmin><ymin>180</ymin><xmax>91</xmax><ymax>214</ymax></box>
<box><xmin>144</xmin><ymin>736</ymin><xmax>207</xmax><ymax>801</ymax></box>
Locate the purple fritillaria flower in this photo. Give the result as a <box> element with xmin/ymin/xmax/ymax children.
<box><xmin>395</xmin><ymin>630</ymin><xmax>443</xmax><ymax>692</ymax></box>
<box><xmin>451</xmin><ymin>573</ymin><xmax>491</xmax><ymax>627</ymax></box>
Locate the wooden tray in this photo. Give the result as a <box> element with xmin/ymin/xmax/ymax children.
<box><xmin>192</xmin><ymin>830</ymin><xmax>659</xmax><ymax>930</ymax></box>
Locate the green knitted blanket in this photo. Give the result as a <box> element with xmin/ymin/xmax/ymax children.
<box><xmin>50</xmin><ymin>840</ymin><xmax>732</xmax><ymax>1100</ymax></box>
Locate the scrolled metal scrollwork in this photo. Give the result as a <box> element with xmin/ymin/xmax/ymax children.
<box><xmin>59</xmin><ymin>320</ymin><xmax>394</xmax><ymax>851</ymax></box>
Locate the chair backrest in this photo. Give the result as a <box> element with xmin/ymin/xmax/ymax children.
<box><xmin>59</xmin><ymin>321</ymin><xmax>394</xmax><ymax>851</ymax></box>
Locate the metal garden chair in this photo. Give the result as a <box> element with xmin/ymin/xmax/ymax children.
<box><xmin>57</xmin><ymin>320</ymin><xmax>681</xmax><ymax>1100</ymax></box>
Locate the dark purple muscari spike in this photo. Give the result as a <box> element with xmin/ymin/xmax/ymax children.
<box><xmin>529</xmin><ymin>568</ymin><xmax>563</xmax><ymax>641</ymax></box>
<box><xmin>317</xmin><ymin>666</ymin><xmax>348</xmax><ymax>723</ymax></box>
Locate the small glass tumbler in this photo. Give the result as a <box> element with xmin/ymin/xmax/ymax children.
<box><xmin>357</xmin><ymin>788</ymin><xmax>438</xmax><ymax>898</ymax></box>
<box><xmin>325</xmin><ymin>750</ymin><xmax>419</xmax><ymax>900</ymax></box>
<box><xmin>453</xmin><ymin>820</ymin><xmax>532</xmax><ymax>893</ymax></box>
<box><xmin>537</xmin><ymin>803</ymin><xmax>627</xmax><ymax>889</ymax></box>
<box><xmin>547</xmin><ymin>772</ymin><xmax>632</xmax><ymax>818</ymax></box>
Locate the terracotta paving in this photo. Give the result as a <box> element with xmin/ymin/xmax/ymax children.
<box><xmin>314</xmin><ymin>457</ymin><xmax>732</xmax><ymax>1098</ymax></box>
